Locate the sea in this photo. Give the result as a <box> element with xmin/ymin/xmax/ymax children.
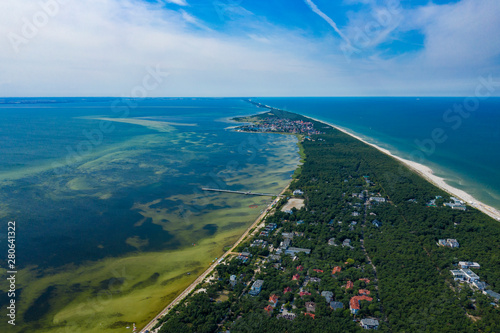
<box><xmin>0</xmin><ymin>97</ymin><xmax>499</xmax><ymax>332</ymax></box>
<box><xmin>254</xmin><ymin>97</ymin><xmax>500</xmax><ymax>210</ymax></box>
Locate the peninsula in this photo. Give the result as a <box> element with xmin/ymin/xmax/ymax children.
<box><xmin>145</xmin><ymin>107</ymin><xmax>500</xmax><ymax>333</ymax></box>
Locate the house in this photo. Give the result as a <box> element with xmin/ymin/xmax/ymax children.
<box><xmin>304</xmin><ymin>312</ymin><xmax>315</xmax><ymax>319</ymax></box>
<box><xmin>282</xmin><ymin>232</ymin><xmax>294</xmax><ymax>239</ymax></box>
<box><xmin>352</xmin><ymin>211</ymin><xmax>360</xmax><ymax>217</ymax></box>
<box><xmin>458</xmin><ymin>261</ymin><xmax>480</xmax><ymax>269</ymax></box>
<box><xmin>346</xmin><ymin>281</ymin><xmax>354</xmax><ymax>290</ymax></box>
<box><xmin>450</xmin><ymin>270</ymin><xmax>465</xmax><ymax>281</ymax></box>
<box><xmin>249</xmin><ymin>280</ymin><xmax>264</xmax><ymax>296</ymax></box>
<box><xmin>330</xmin><ymin>301</ymin><xmax>344</xmax><ymax>311</ymax></box>
<box><xmin>321</xmin><ymin>291</ymin><xmax>333</xmax><ymax>303</ymax></box>
<box><xmin>310</xmin><ymin>277</ymin><xmax>321</xmax><ymax>283</ymax></box>
<box><xmin>372</xmin><ymin>220</ymin><xmax>382</xmax><ymax>228</ymax></box>
<box><xmin>293</xmin><ymin>189</ymin><xmax>304</xmax><ymax>196</ymax></box>
<box><xmin>269</xmin><ymin>294</ymin><xmax>279</xmax><ymax>307</ymax></box>
<box><xmin>370</xmin><ymin>197</ymin><xmax>386</xmax><ymax>203</ymax></box>
<box><xmin>359</xmin><ymin>289</ymin><xmax>371</xmax><ymax>295</ymax></box>
<box><xmin>296</xmin><ymin>220</ymin><xmax>305</xmax><ymax>225</ymax></box>
<box><xmin>359</xmin><ymin>278</ymin><xmax>371</xmax><ymax>284</ymax></box>
<box><xmin>438</xmin><ymin>239</ymin><xmax>459</xmax><ymax>248</ymax></box>
<box><xmin>285</xmin><ymin>247</ymin><xmax>311</xmax><ymax>256</ymax></box>
<box><xmin>342</xmin><ymin>239</ymin><xmax>353</xmax><ymax>248</ymax></box>
<box><xmin>444</xmin><ymin>198</ymin><xmax>467</xmax><ymax>211</ymax></box>
<box><xmin>305</xmin><ymin>302</ymin><xmax>316</xmax><ymax>313</ymax></box>
<box><xmin>328</xmin><ymin>238</ymin><xmax>338</xmax><ymax>246</ymax></box>
<box><xmin>350</xmin><ymin>296</ymin><xmax>373</xmax><ymax>314</ymax></box>
<box><xmin>283</xmin><ymin>286</ymin><xmax>292</xmax><ymax>294</ymax></box>
<box><xmin>292</xmin><ymin>274</ymin><xmax>301</xmax><ymax>281</ymax></box>
<box><xmin>237</xmin><ymin>252</ymin><xmax>252</xmax><ymax>262</ymax></box>
<box><xmin>483</xmin><ymin>290</ymin><xmax>500</xmax><ymax>302</ymax></box>
<box><xmin>296</xmin><ymin>265</ymin><xmax>304</xmax><ymax>272</ymax></box>
<box><xmin>230</xmin><ymin>275</ymin><xmax>237</xmax><ymax>287</ymax></box>
<box><xmin>361</xmin><ymin>318</ymin><xmax>379</xmax><ymax>330</ymax></box>
<box><xmin>264</xmin><ymin>305</ymin><xmax>273</xmax><ymax>315</ymax></box>
<box><xmin>332</xmin><ymin>266</ymin><xmax>342</xmax><ymax>275</ymax></box>
<box><xmin>462</xmin><ymin>269</ymin><xmax>480</xmax><ymax>282</ymax></box>
<box><xmin>299</xmin><ymin>291</ymin><xmax>311</xmax><ymax>297</ymax></box>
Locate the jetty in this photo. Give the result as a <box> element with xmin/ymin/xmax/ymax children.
<box><xmin>202</xmin><ymin>188</ymin><xmax>282</xmax><ymax>197</ymax></box>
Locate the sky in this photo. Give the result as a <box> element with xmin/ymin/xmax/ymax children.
<box><xmin>1</xmin><ymin>0</ymin><xmax>500</xmax><ymax>97</ymax></box>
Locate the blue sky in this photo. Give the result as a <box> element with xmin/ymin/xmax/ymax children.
<box><xmin>1</xmin><ymin>0</ymin><xmax>500</xmax><ymax>96</ymax></box>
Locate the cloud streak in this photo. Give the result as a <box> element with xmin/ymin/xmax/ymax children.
<box><xmin>303</xmin><ymin>0</ymin><xmax>353</xmax><ymax>47</ymax></box>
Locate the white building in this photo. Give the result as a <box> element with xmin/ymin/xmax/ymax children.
<box><xmin>360</xmin><ymin>318</ymin><xmax>379</xmax><ymax>330</ymax></box>
<box><xmin>458</xmin><ymin>261</ymin><xmax>480</xmax><ymax>269</ymax></box>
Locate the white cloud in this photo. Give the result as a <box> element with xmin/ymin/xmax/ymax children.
<box><xmin>164</xmin><ymin>0</ymin><xmax>188</xmax><ymax>6</ymax></box>
<box><xmin>0</xmin><ymin>0</ymin><xmax>499</xmax><ymax>97</ymax></box>
<box><xmin>179</xmin><ymin>9</ymin><xmax>212</xmax><ymax>31</ymax></box>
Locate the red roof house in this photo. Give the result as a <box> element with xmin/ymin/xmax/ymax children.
<box><xmin>349</xmin><ymin>296</ymin><xmax>373</xmax><ymax>314</ymax></box>
<box><xmin>292</xmin><ymin>274</ymin><xmax>300</xmax><ymax>281</ymax></box>
<box><xmin>296</xmin><ymin>265</ymin><xmax>304</xmax><ymax>271</ymax></box>
<box><xmin>283</xmin><ymin>286</ymin><xmax>292</xmax><ymax>294</ymax></box>
<box><xmin>346</xmin><ymin>280</ymin><xmax>354</xmax><ymax>289</ymax></box>
<box><xmin>269</xmin><ymin>294</ymin><xmax>279</xmax><ymax>307</ymax></box>
<box><xmin>313</xmin><ymin>269</ymin><xmax>324</xmax><ymax>273</ymax></box>
<box><xmin>359</xmin><ymin>289</ymin><xmax>371</xmax><ymax>296</ymax></box>
<box><xmin>331</xmin><ymin>266</ymin><xmax>342</xmax><ymax>275</ymax></box>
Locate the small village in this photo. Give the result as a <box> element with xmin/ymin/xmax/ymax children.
<box><xmin>165</xmin><ymin>173</ymin><xmax>393</xmax><ymax>332</ymax></box>
<box><xmin>236</xmin><ymin>117</ymin><xmax>324</xmax><ymax>136</ymax></box>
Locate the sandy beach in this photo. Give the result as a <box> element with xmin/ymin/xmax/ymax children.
<box><xmin>307</xmin><ymin>116</ymin><xmax>500</xmax><ymax>222</ymax></box>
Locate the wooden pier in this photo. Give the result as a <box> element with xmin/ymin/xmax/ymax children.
<box><xmin>202</xmin><ymin>188</ymin><xmax>281</xmax><ymax>197</ymax></box>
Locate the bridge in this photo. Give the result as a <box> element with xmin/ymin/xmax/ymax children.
<box><xmin>202</xmin><ymin>188</ymin><xmax>282</xmax><ymax>197</ymax></box>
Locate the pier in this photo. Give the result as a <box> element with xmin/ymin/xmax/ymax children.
<box><xmin>202</xmin><ymin>188</ymin><xmax>281</xmax><ymax>197</ymax></box>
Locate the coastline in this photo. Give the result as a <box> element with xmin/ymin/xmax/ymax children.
<box><xmin>306</xmin><ymin>116</ymin><xmax>500</xmax><ymax>222</ymax></box>
<box><xmin>140</xmin><ymin>182</ymin><xmax>292</xmax><ymax>333</ymax></box>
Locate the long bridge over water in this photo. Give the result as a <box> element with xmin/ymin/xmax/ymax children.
<box><xmin>202</xmin><ymin>188</ymin><xmax>282</xmax><ymax>197</ymax></box>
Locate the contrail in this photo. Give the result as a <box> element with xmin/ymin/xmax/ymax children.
<box><xmin>304</xmin><ymin>0</ymin><xmax>353</xmax><ymax>47</ymax></box>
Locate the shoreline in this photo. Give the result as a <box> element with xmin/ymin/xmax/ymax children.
<box><xmin>306</xmin><ymin>115</ymin><xmax>500</xmax><ymax>222</ymax></box>
<box><xmin>140</xmin><ymin>181</ymin><xmax>293</xmax><ymax>333</ymax></box>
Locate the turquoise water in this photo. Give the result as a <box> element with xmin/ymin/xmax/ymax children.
<box><xmin>254</xmin><ymin>97</ymin><xmax>500</xmax><ymax>210</ymax></box>
<box><xmin>0</xmin><ymin>98</ymin><xmax>299</xmax><ymax>270</ymax></box>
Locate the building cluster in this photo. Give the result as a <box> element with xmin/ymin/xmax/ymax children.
<box><xmin>444</xmin><ymin>197</ymin><xmax>467</xmax><ymax>211</ymax></box>
<box><xmin>427</xmin><ymin>196</ymin><xmax>467</xmax><ymax>211</ymax></box>
<box><xmin>237</xmin><ymin>117</ymin><xmax>324</xmax><ymax>135</ymax></box>
<box><xmin>450</xmin><ymin>261</ymin><xmax>500</xmax><ymax>303</ymax></box>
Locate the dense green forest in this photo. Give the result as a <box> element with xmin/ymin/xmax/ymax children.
<box><xmin>155</xmin><ymin>108</ymin><xmax>500</xmax><ymax>332</ymax></box>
